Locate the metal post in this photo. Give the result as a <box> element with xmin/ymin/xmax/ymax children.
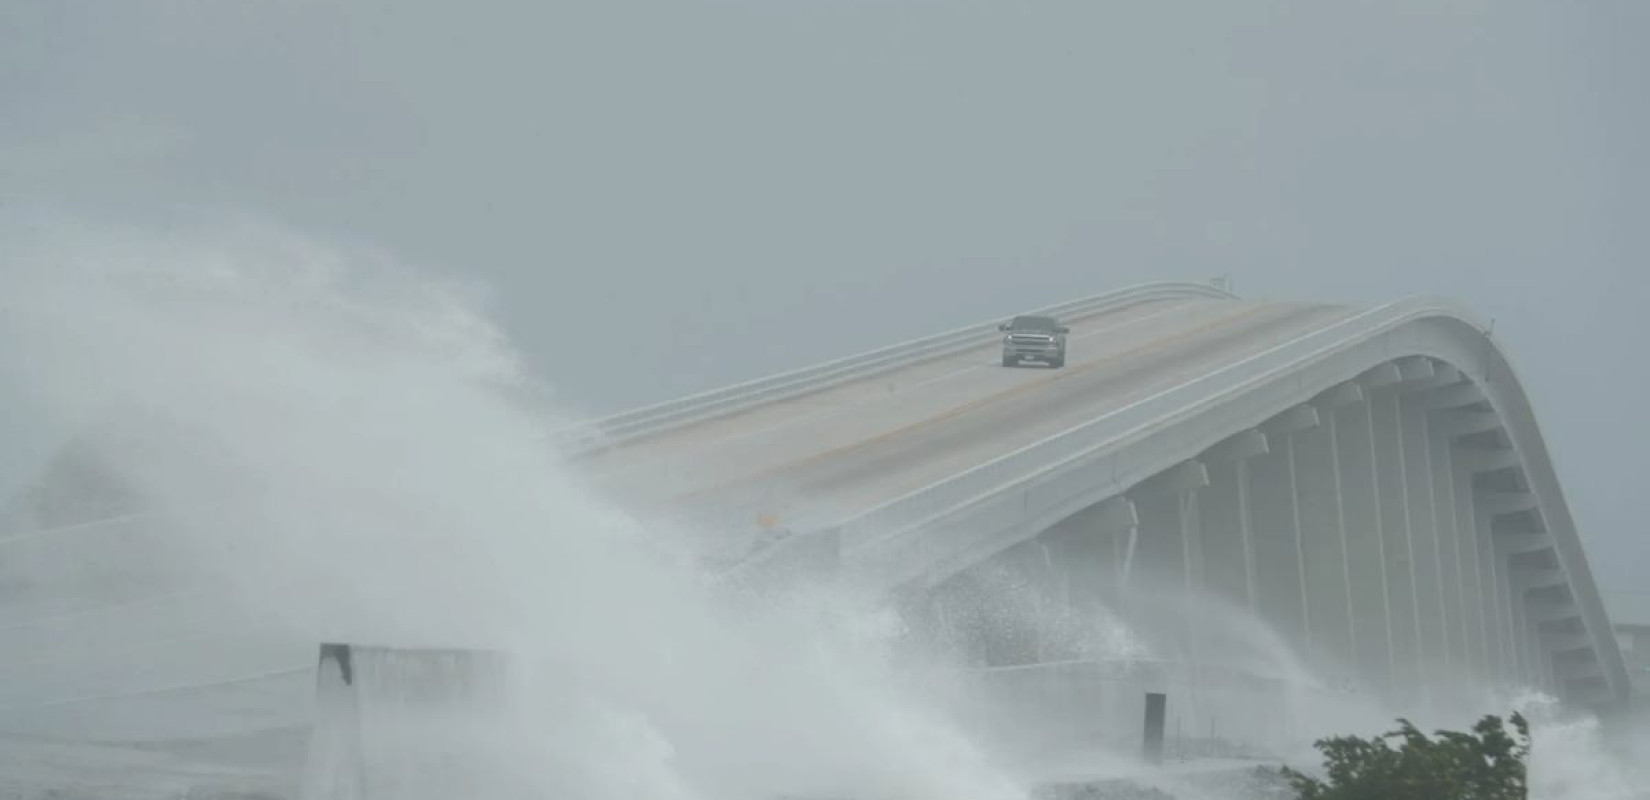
<box><xmin>1143</xmin><ymin>692</ymin><xmax>1167</xmax><ymax>765</ymax></box>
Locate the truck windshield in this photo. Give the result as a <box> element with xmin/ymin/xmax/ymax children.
<box><xmin>1009</xmin><ymin>316</ymin><xmax>1057</xmax><ymax>331</ymax></box>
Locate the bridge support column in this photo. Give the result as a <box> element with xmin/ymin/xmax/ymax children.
<box><xmin>1441</xmin><ymin>406</ymin><xmax>1526</xmax><ymax>689</ymax></box>
<box><xmin>1428</xmin><ymin>378</ymin><xmax>1490</xmax><ymax>683</ymax></box>
<box><xmin>1293</xmin><ymin>384</ymin><xmax>1361</xmax><ymax>681</ymax></box>
<box><xmin>1095</xmin><ymin>496</ymin><xmax>1141</xmax><ymax>607</ymax></box>
<box><xmin>1335</xmin><ymin>374</ymin><xmax>1397</xmax><ymax>696</ymax></box>
<box><xmin>1428</xmin><ymin>422</ymin><xmax>1478</xmax><ymax>684</ymax></box>
<box><xmin>1452</xmin><ymin>450</ymin><xmax>1503</xmax><ymax>685</ymax></box>
<box><xmin>1508</xmin><ymin>583</ymin><xmax>1543</xmax><ymax>690</ymax></box>
<box><xmin>1471</xmin><ymin>488</ymin><xmax>1518</xmax><ymax>682</ymax></box>
<box><xmin>1523</xmin><ymin>590</ymin><xmax>1558</xmax><ymax>692</ymax></box>
<box><xmin>1251</xmin><ymin>405</ymin><xmax>1319</xmax><ymax>657</ymax></box>
<box><xmin>1367</xmin><ymin>375</ymin><xmax>1420</xmax><ymax>703</ymax></box>
<box><xmin>1399</xmin><ymin>383</ymin><xmax>1451</xmax><ymax>695</ymax></box>
<box><xmin>1041</xmin><ymin>496</ymin><xmax>1138</xmax><ymax>642</ymax></box>
<box><xmin>1491</xmin><ymin>490</ymin><xmax>1563</xmax><ymax>694</ymax></box>
<box><xmin>1126</xmin><ymin>461</ymin><xmax>1209</xmax><ymax>659</ymax></box>
<box><xmin>1197</xmin><ymin>430</ymin><xmax>1269</xmax><ymax>612</ymax></box>
<box><xmin>1510</xmin><ymin>567</ymin><xmax>1563</xmax><ymax>693</ymax></box>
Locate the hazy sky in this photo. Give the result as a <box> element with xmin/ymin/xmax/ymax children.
<box><xmin>3</xmin><ymin>2</ymin><xmax>1646</xmax><ymax>618</ymax></box>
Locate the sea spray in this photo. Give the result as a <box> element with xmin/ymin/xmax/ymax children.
<box><xmin>0</xmin><ymin>215</ymin><xmax>1029</xmax><ymax>800</ymax></box>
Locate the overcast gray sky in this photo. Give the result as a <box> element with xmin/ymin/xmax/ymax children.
<box><xmin>3</xmin><ymin>1</ymin><xmax>1646</xmax><ymax>618</ymax></box>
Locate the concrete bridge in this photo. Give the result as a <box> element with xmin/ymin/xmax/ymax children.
<box><xmin>567</xmin><ymin>282</ymin><xmax>1623</xmax><ymax>696</ymax></box>
<box><xmin>0</xmin><ymin>281</ymin><xmax>1627</xmax><ymax>784</ymax></box>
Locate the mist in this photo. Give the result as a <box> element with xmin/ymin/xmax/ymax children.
<box><xmin>4</xmin><ymin>0</ymin><xmax>1646</xmax><ymax>619</ymax></box>
<box><xmin>3</xmin><ymin>1</ymin><xmax>1649</xmax><ymax>797</ymax></box>
<box><xmin>0</xmin><ymin>219</ymin><xmax>1053</xmax><ymax>800</ymax></box>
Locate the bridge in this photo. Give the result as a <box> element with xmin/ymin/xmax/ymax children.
<box><xmin>545</xmin><ymin>281</ymin><xmax>1629</xmax><ymax>757</ymax></box>
<box><xmin>0</xmin><ymin>281</ymin><xmax>1628</xmax><ymax>787</ymax></box>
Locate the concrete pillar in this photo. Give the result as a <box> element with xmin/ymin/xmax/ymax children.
<box><xmin>1128</xmin><ymin>461</ymin><xmax>1209</xmax><ymax>656</ymax></box>
<box><xmin>1487</xmin><ymin>490</ymin><xmax>1556</xmax><ymax>692</ymax></box>
<box><xmin>1509</xmin><ymin>565</ymin><xmax>1566</xmax><ymax>693</ymax></box>
<box><xmin>1491</xmin><ymin>511</ymin><xmax>1537</xmax><ymax>686</ymax></box>
<box><xmin>1478</xmin><ymin>491</ymin><xmax>1511</xmax><ymax>686</ymax></box>
<box><xmin>1294</xmin><ymin>384</ymin><xmax>1361</xmax><ymax>679</ymax></box>
<box><xmin>1052</xmin><ymin>496</ymin><xmax>1138</xmax><ymax>618</ymax></box>
<box><xmin>1250</xmin><ymin>407</ymin><xmax>1318</xmax><ymax>656</ymax></box>
<box><xmin>1335</xmin><ymin>382</ymin><xmax>1396</xmax><ymax>695</ymax></box>
<box><xmin>1181</xmin><ymin>488</ymin><xmax>1205</xmax><ymax>608</ymax></box>
<box><xmin>1197</xmin><ymin>430</ymin><xmax>1269</xmax><ymax>611</ymax></box>
<box><xmin>1527</xmin><ymin>602</ymin><xmax>1582</xmax><ymax>694</ymax></box>
<box><xmin>1533</xmin><ymin>616</ymin><xmax>1558</xmax><ymax>693</ymax></box>
<box><xmin>1035</xmin><ymin>539</ymin><xmax>1060</xmax><ymax>662</ymax></box>
<box><xmin>1506</xmin><ymin>578</ymin><xmax>1538</xmax><ymax>689</ymax></box>
<box><xmin>1437</xmin><ymin>399</ymin><xmax>1523</xmax><ymax>686</ymax></box>
<box><xmin>1451</xmin><ymin>452</ymin><xmax>1499</xmax><ymax>683</ymax></box>
<box><xmin>1402</xmin><ymin>390</ymin><xmax>1449</xmax><ymax>684</ymax></box>
<box><xmin>1368</xmin><ymin>381</ymin><xmax>1421</xmax><ymax>698</ymax></box>
<box><xmin>1427</xmin><ymin>423</ymin><xmax>1476</xmax><ymax>681</ymax></box>
<box><xmin>1131</xmin><ymin>490</ymin><xmax>1182</xmax><ymax>592</ymax></box>
<box><xmin>1425</xmin><ymin>379</ymin><xmax>1511</xmax><ymax>686</ymax></box>
<box><xmin>1099</xmin><ymin>496</ymin><xmax>1142</xmax><ymax>601</ymax></box>
<box><xmin>1196</xmin><ymin>459</ymin><xmax>1243</xmax><ymax>605</ymax></box>
<box><xmin>1527</xmin><ymin>600</ymin><xmax>1554</xmax><ymax>692</ymax></box>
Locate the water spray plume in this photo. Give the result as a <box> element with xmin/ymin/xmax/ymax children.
<box><xmin>0</xmin><ymin>216</ymin><xmax>1028</xmax><ymax>800</ymax></box>
<box><xmin>2</xmin><ymin>215</ymin><xmax>1645</xmax><ymax>800</ymax></box>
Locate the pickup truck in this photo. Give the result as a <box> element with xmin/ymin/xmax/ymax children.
<box><xmin>998</xmin><ymin>314</ymin><xmax>1069</xmax><ymax>368</ymax></box>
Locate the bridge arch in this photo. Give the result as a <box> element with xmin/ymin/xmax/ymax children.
<box><xmin>787</xmin><ymin>299</ymin><xmax>1627</xmax><ymax>709</ymax></box>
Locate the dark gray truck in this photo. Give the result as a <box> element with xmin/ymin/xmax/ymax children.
<box><xmin>998</xmin><ymin>314</ymin><xmax>1069</xmax><ymax>368</ymax></box>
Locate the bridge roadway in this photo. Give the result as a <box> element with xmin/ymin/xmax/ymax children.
<box><xmin>581</xmin><ymin>294</ymin><xmax>1354</xmax><ymax>558</ymax></box>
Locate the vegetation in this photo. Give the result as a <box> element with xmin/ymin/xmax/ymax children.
<box><xmin>1280</xmin><ymin>713</ymin><xmax>1530</xmax><ymax>800</ymax></box>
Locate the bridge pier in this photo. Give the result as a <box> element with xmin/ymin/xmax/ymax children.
<box><xmin>1196</xmin><ymin>430</ymin><xmax>1269</xmax><ymax>612</ymax></box>
<box><xmin>1080</xmin><ymin>496</ymin><xmax>1140</xmax><ymax>613</ymax></box>
<box><xmin>1365</xmin><ymin>370</ymin><xmax>1420</xmax><ymax>704</ymax></box>
<box><xmin>1426</xmin><ymin>412</ymin><xmax>1478</xmax><ymax>685</ymax></box>
<box><xmin>1476</xmin><ymin>490</ymin><xmax>1528</xmax><ymax>686</ymax></box>
<box><xmin>1451</xmin><ymin>447</ymin><xmax>1503</xmax><ymax>686</ymax></box>
<box><xmin>1397</xmin><ymin>382</ymin><xmax>1450</xmax><ymax>697</ymax></box>
<box><xmin>1126</xmin><ymin>461</ymin><xmax>1209</xmax><ymax>658</ymax></box>
<box><xmin>1290</xmin><ymin>384</ymin><xmax>1360</xmax><ymax>683</ymax></box>
<box><xmin>1327</xmin><ymin>379</ymin><xmax>1399</xmax><ymax>695</ymax></box>
<box><xmin>1249</xmin><ymin>407</ymin><xmax>1318</xmax><ymax>658</ymax></box>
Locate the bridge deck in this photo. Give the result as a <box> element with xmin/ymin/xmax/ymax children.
<box><xmin>583</xmin><ymin>296</ymin><xmax>1354</xmax><ymax>554</ymax></box>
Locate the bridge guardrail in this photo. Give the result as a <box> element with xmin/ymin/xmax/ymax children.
<box><xmin>548</xmin><ymin>281</ymin><xmax>1235</xmax><ymax>454</ymax></box>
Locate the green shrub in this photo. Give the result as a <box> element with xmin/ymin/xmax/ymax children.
<box><xmin>1281</xmin><ymin>713</ymin><xmax>1530</xmax><ymax>800</ymax></box>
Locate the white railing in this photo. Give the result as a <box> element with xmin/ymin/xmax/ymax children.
<box><xmin>548</xmin><ymin>281</ymin><xmax>1236</xmax><ymax>454</ymax></box>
